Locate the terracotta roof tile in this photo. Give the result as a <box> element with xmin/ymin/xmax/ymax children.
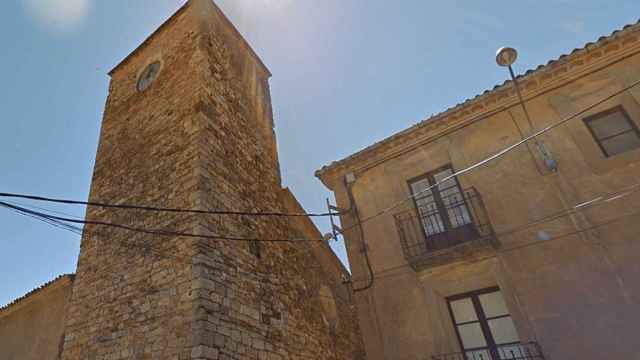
<box><xmin>316</xmin><ymin>19</ymin><xmax>640</xmax><ymax>177</ymax></box>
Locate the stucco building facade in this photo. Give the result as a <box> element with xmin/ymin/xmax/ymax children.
<box><xmin>1</xmin><ymin>1</ymin><xmax>364</xmax><ymax>359</ymax></box>
<box><xmin>317</xmin><ymin>21</ymin><xmax>640</xmax><ymax>360</ymax></box>
<box><xmin>0</xmin><ymin>275</ymin><xmax>74</xmax><ymax>360</ymax></box>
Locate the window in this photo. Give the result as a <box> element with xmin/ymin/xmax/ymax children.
<box><xmin>137</xmin><ymin>61</ymin><xmax>162</xmax><ymax>92</ymax></box>
<box><xmin>408</xmin><ymin>165</ymin><xmax>474</xmax><ymax>251</ymax></box>
<box><xmin>584</xmin><ymin>106</ymin><xmax>640</xmax><ymax>157</ymax></box>
<box><xmin>448</xmin><ymin>288</ymin><xmax>521</xmax><ymax>360</ymax></box>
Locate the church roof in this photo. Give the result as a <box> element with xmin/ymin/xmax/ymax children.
<box><xmin>0</xmin><ymin>274</ymin><xmax>75</xmax><ymax>315</ymax></box>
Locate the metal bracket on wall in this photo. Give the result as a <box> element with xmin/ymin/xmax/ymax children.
<box><xmin>326</xmin><ymin>198</ymin><xmax>347</xmax><ymax>242</ymax></box>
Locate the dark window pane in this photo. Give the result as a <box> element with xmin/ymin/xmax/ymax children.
<box><xmin>585</xmin><ymin>107</ymin><xmax>640</xmax><ymax>157</ymax></box>
<box><xmin>601</xmin><ymin>131</ymin><xmax>640</xmax><ymax>156</ymax></box>
<box><xmin>410</xmin><ymin>178</ymin><xmax>432</xmax><ymax>201</ymax></box>
<box><xmin>410</xmin><ymin>166</ymin><xmax>472</xmax><ymax>238</ymax></box>
<box><xmin>433</xmin><ymin>168</ymin><xmax>456</xmax><ymax>191</ymax></box>
<box><xmin>410</xmin><ymin>177</ymin><xmax>446</xmax><ymax>235</ymax></box>
<box><xmin>588</xmin><ymin>111</ymin><xmax>633</xmax><ymax>139</ymax></box>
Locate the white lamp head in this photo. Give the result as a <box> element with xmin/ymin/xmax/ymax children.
<box><xmin>496</xmin><ymin>47</ymin><xmax>518</xmax><ymax>67</ymax></box>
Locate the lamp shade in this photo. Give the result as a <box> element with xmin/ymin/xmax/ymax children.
<box><xmin>496</xmin><ymin>47</ymin><xmax>518</xmax><ymax>67</ymax></box>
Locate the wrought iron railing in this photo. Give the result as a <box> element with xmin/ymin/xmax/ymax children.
<box><xmin>432</xmin><ymin>342</ymin><xmax>545</xmax><ymax>360</ymax></box>
<box><xmin>395</xmin><ymin>187</ymin><xmax>495</xmax><ymax>269</ymax></box>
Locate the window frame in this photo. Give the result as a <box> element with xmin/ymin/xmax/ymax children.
<box><xmin>447</xmin><ymin>287</ymin><xmax>521</xmax><ymax>359</ymax></box>
<box><xmin>583</xmin><ymin>105</ymin><xmax>640</xmax><ymax>158</ymax></box>
<box><xmin>407</xmin><ymin>164</ymin><xmax>475</xmax><ymax>249</ymax></box>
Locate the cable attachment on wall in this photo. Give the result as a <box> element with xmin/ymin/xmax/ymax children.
<box><xmin>326</xmin><ymin>198</ymin><xmax>347</xmax><ymax>243</ymax></box>
<box><xmin>536</xmin><ymin>141</ymin><xmax>558</xmax><ymax>172</ymax></box>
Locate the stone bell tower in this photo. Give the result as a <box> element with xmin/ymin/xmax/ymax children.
<box><xmin>60</xmin><ymin>1</ymin><xmax>363</xmax><ymax>359</ymax></box>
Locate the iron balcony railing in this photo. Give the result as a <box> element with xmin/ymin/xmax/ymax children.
<box><xmin>395</xmin><ymin>187</ymin><xmax>496</xmax><ymax>269</ymax></box>
<box><xmin>432</xmin><ymin>342</ymin><xmax>545</xmax><ymax>360</ymax></box>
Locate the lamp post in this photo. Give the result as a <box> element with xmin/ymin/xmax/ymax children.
<box><xmin>496</xmin><ymin>47</ymin><xmax>558</xmax><ymax>172</ymax></box>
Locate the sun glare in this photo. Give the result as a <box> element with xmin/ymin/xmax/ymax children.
<box><xmin>23</xmin><ymin>0</ymin><xmax>90</xmax><ymax>33</ymax></box>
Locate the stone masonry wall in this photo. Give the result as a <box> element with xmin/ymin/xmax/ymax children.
<box><xmin>61</xmin><ymin>4</ymin><xmax>212</xmax><ymax>359</ymax></box>
<box><xmin>187</xmin><ymin>6</ymin><xmax>365</xmax><ymax>357</ymax></box>
<box><xmin>61</xmin><ymin>1</ymin><xmax>365</xmax><ymax>359</ymax></box>
<box><xmin>280</xmin><ymin>188</ymin><xmax>366</xmax><ymax>360</ymax></box>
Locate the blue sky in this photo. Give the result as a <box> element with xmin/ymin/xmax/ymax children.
<box><xmin>1</xmin><ymin>0</ymin><xmax>638</xmax><ymax>307</ymax></box>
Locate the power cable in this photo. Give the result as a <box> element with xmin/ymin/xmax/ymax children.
<box><xmin>0</xmin><ymin>200</ymin><xmax>343</xmax><ymax>263</ymax></box>
<box><xmin>347</xmin><ymin>183</ymin><xmax>640</xmax><ymax>284</ymax></box>
<box><xmin>2</xmin><ymin>199</ymin><xmax>85</xmax><ymax>220</ymax></box>
<box><xmin>496</xmin><ymin>183</ymin><xmax>640</xmax><ymax>238</ymax></box>
<box><xmin>329</xmin><ymin>76</ymin><xmax>640</xmax><ymax>290</ymax></box>
<box><xmin>5</xmin><ymin>76</ymin><xmax>638</xmax><ymax>244</ymax></box>
<box><xmin>0</xmin><ymin>192</ymin><xmax>340</xmax><ymax>218</ymax></box>
<box><xmin>6</xmin><ymin>204</ymin><xmax>84</xmax><ymax>235</ymax></box>
<box><xmin>336</xmin><ymin>78</ymin><xmax>640</xmax><ymax>237</ymax></box>
<box><xmin>3</xmin><ymin>78</ymin><xmax>639</xmax><ymax>291</ymax></box>
<box><xmin>0</xmin><ymin>201</ymin><xmax>325</xmax><ymax>243</ymax></box>
<box><xmin>1</xmin><ymin>202</ymin><xmax>211</xmax><ymax>265</ymax></box>
<box><xmin>4</xmin><ymin>179</ymin><xmax>638</xmax><ymax>293</ymax></box>
<box><xmin>1</xmin><ymin>201</ymin><xmax>355</xmax><ymax>305</ymax></box>
<box><xmin>366</xmin><ymin>206</ymin><xmax>640</xmax><ymax>283</ymax></box>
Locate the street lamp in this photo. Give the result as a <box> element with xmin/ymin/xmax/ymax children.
<box><xmin>496</xmin><ymin>47</ymin><xmax>558</xmax><ymax>172</ymax></box>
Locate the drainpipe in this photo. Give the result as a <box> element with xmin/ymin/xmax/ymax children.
<box><xmin>342</xmin><ymin>172</ymin><xmax>387</xmax><ymax>359</ymax></box>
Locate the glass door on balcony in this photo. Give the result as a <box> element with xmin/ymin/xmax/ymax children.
<box><xmin>409</xmin><ymin>166</ymin><xmax>474</xmax><ymax>251</ymax></box>
<box><xmin>447</xmin><ymin>288</ymin><xmax>522</xmax><ymax>360</ymax></box>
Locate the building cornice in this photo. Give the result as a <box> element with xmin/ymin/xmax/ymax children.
<box><xmin>316</xmin><ymin>20</ymin><xmax>640</xmax><ymax>189</ymax></box>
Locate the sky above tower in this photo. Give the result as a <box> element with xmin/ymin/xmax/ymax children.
<box><xmin>1</xmin><ymin>0</ymin><xmax>639</xmax><ymax>307</ymax></box>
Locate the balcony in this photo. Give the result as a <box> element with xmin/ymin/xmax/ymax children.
<box><xmin>432</xmin><ymin>342</ymin><xmax>546</xmax><ymax>360</ymax></box>
<box><xmin>394</xmin><ymin>187</ymin><xmax>497</xmax><ymax>270</ymax></box>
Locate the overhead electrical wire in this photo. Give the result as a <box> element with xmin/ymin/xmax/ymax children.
<box><xmin>4</xmin><ymin>202</ymin><xmax>84</xmax><ymax>235</ymax></box>
<box><xmin>0</xmin><ymin>202</ymin><xmax>215</xmax><ymax>265</ymax></box>
<box><xmin>0</xmin><ymin>200</ymin><xmax>341</xmax><ymax>261</ymax></box>
<box><xmin>3</xmin><ymin>168</ymin><xmax>640</xmax><ymax>291</ymax></box>
<box><xmin>496</xmin><ymin>182</ymin><xmax>640</xmax><ymax>238</ymax></box>
<box><xmin>0</xmin><ymin>201</ymin><xmax>325</xmax><ymax>243</ymax></box>
<box><xmin>2</xmin><ymin>74</ymin><xmax>639</xmax><ymax>295</ymax></box>
<box><xmin>334</xmin><ymin>77</ymin><xmax>640</xmax><ymax>292</ymax></box>
<box><xmin>6</xmin><ymin>186</ymin><xmax>638</xmax><ymax>286</ymax></box>
<box><xmin>0</xmin><ymin>200</ymin><xmax>356</xmax><ymax>305</ymax></box>
<box><xmin>347</xmin><ymin>184</ymin><xmax>640</xmax><ymax>284</ymax></box>
<box><xmin>0</xmin><ymin>192</ymin><xmax>340</xmax><ymax>218</ymax></box>
<box><xmin>356</xmin><ymin>207</ymin><xmax>640</xmax><ymax>284</ymax></box>
<box><xmin>2</xmin><ymin>199</ymin><xmax>85</xmax><ymax>220</ymax></box>
<box><xmin>336</xmin><ymin>77</ymin><xmax>640</xmax><ymax>237</ymax></box>
<box><xmin>3</xmin><ymin>77</ymin><xmax>639</xmax><ymax>244</ymax></box>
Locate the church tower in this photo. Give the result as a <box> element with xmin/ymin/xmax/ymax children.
<box><xmin>60</xmin><ymin>1</ymin><xmax>363</xmax><ymax>359</ymax></box>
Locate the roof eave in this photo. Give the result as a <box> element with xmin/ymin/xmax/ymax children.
<box><xmin>316</xmin><ymin>19</ymin><xmax>640</xmax><ymax>178</ymax></box>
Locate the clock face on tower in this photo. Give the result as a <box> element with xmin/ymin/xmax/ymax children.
<box><xmin>137</xmin><ymin>61</ymin><xmax>161</xmax><ymax>92</ymax></box>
